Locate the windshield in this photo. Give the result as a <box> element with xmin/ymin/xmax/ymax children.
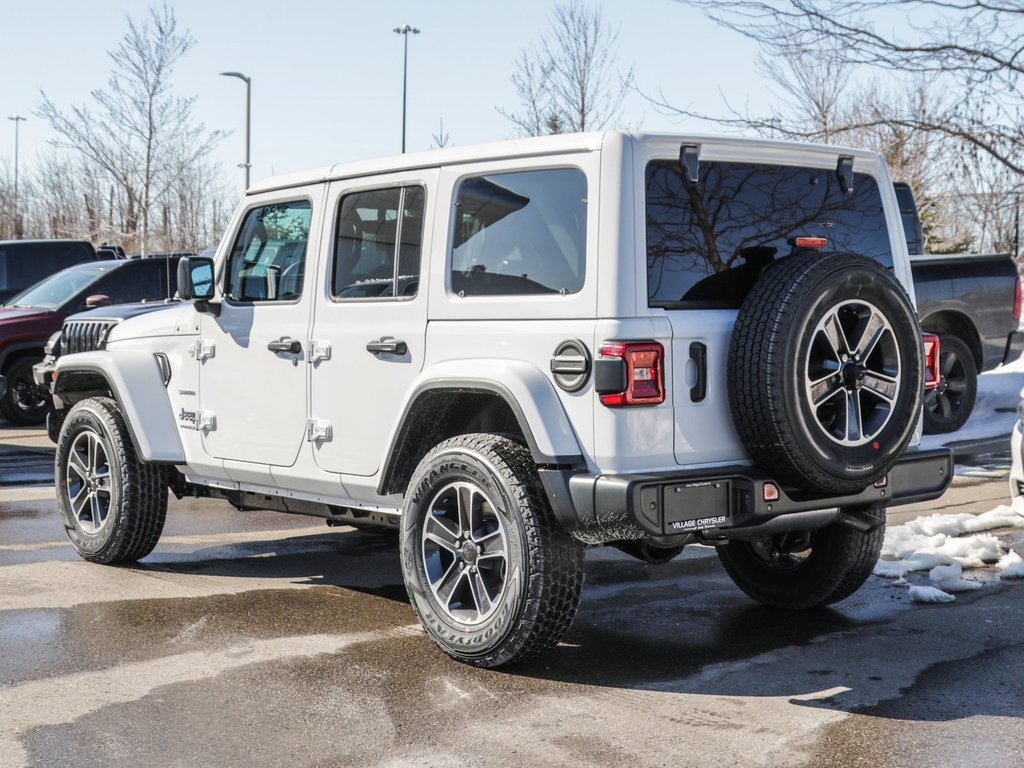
<box><xmin>3</xmin><ymin>263</ymin><xmax>111</xmax><ymax>310</ymax></box>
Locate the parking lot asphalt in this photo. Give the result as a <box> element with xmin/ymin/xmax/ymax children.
<box><xmin>2</xmin><ymin>428</ymin><xmax>1023</xmax><ymax>767</ymax></box>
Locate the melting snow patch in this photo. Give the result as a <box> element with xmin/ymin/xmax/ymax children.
<box><xmin>928</xmin><ymin>563</ymin><xmax>983</xmax><ymax>592</ymax></box>
<box><xmin>874</xmin><ymin>498</ymin><xmax>1024</xmax><ymax>603</ymax></box>
<box><xmin>998</xmin><ymin>550</ymin><xmax>1024</xmax><ymax>579</ymax></box>
<box><xmin>909</xmin><ymin>585</ymin><xmax>956</xmax><ymax>603</ymax></box>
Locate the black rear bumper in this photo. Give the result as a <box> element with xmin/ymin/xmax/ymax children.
<box><xmin>541</xmin><ymin>447</ymin><xmax>953</xmax><ymax>544</ymax></box>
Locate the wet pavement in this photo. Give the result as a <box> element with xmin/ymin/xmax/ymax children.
<box><xmin>2</xmin><ymin>432</ymin><xmax>1024</xmax><ymax>766</ymax></box>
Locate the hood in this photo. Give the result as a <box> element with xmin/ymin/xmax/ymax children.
<box><xmin>106</xmin><ymin>302</ymin><xmax>198</xmax><ymax>344</ymax></box>
<box><xmin>0</xmin><ymin>305</ymin><xmax>53</xmax><ymax>326</ymax></box>
<box><xmin>64</xmin><ymin>301</ymin><xmax>178</xmax><ymax>324</ymax></box>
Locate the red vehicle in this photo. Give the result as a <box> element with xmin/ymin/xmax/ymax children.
<box><xmin>0</xmin><ymin>257</ymin><xmax>179</xmax><ymax>424</ymax></box>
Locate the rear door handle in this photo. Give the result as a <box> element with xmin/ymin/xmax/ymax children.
<box><xmin>366</xmin><ymin>337</ymin><xmax>407</xmax><ymax>355</ymax></box>
<box><xmin>268</xmin><ymin>338</ymin><xmax>302</xmax><ymax>354</ymax></box>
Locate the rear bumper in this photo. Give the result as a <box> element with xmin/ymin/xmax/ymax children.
<box><xmin>543</xmin><ymin>447</ymin><xmax>953</xmax><ymax>544</ymax></box>
<box><xmin>1004</xmin><ymin>329</ymin><xmax>1024</xmax><ymax>366</ymax></box>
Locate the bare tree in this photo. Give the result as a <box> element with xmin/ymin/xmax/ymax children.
<box><xmin>683</xmin><ymin>0</ymin><xmax>1024</xmax><ymax>176</ymax></box>
<box><xmin>499</xmin><ymin>0</ymin><xmax>632</xmax><ymax>136</ymax></box>
<box><xmin>36</xmin><ymin>2</ymin><xmax>221</xmax><ymax>254</ymax></box>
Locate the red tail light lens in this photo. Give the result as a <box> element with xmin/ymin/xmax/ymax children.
<box><xmin>791</xmin><ymin>236</ymin><xmax>828</xmax><ymax>249</ymax></box>
<box><xmin>598</xmin><ymin>341</ymin><xmax>665</xmax><ymax>406</ymax></box>
<box><xmin>922</xmin><ymin>333</ymin><xmax>940</xmax><ymax>389</ymax></box>
<box><xmin>1014</xmin><ymin>276</ymin><xmax>1021</xmax><ymax>323</ymax></box>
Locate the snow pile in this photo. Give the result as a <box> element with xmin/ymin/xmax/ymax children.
<box><xmin>874</xmin><ymin>498</ymin><xmax>1024</xmax><ymax>602</ymax></box>
<box><xmin>999</xmin><ymin>550</ymin><xmax>1024</xmax><ymax>579</ymax></box>
<box><xmin>928</xmin><ymin>563</ymin><xmax>982</xmax><ymax>592</ymax></box>
<box><xmin>909</xmin><ymin>585</ymin><xmax>957</xmax><ymax>603</ymax></box>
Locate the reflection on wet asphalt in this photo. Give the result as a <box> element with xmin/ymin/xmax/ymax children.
<box><xmin>2</xmin><ymin>492</ymin><xmax>1023</xmax><ymax>767</ymax></box>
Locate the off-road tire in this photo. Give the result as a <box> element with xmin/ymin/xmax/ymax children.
<box><xmin>400</xmin><ymin>433</ymin><xmax>585</xmax><ymax>668</ymax></box>
<box><xmin>728</xmin><ymin>252</ymin><xmax>923</xmax><ymax>494</ymax></box>
<box><xmin>716</xmin><ymin>505</ymin><xmax>886</xmax><ymax>609</ymax></box>
<box><xmin>1</xmin><ymin>356</ymin><xmax>50</xmax><ymax>426</ymax></box>
<box><xmin>56</xmin><ymin>397</ymin><xmax>167</xmax><ymax>563</ymax></box>
<box><xmin>922</xmin><ymin>334</ymin><xmax>977</xmax><ymax>434</ymax></box>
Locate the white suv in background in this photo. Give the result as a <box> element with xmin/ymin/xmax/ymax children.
<box><xmin>50</xmin><ymin>132</ymin><xmax>951</xmax><ymax>667</ymax></box>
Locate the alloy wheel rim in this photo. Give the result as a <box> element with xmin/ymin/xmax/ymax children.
<box><xmin>66</xmin><ymin>430</ymin><xmax>114</xmax><ymax>534</ymax></box>
<box><xmin>420</xmin><ymin>481</ymin><xmax>509</xmax><ymax>625</ymax></box>
<box><xmin>804</xmin><ymin>299</ymin><xmax>901</xmax><ymax>447</ymax></box>
<box><xmin>924</xmin><ymin>348</ymin><xmax>968</xmax><ymax>421</ymax></box>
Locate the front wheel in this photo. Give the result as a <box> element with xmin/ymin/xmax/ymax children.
<box><xmin>400</xmin><ymin>434</ymin><xmax>585</xmax><ymax>668</ymax></box>
<box><xmin>1</xmin><ymin>356</ymin><xmax>51</xmax><ymax>425</ymax></box>
<box><xmin>56</xmin><ymin>397</ymin><xmax>168</xmax><ymax>563</ymax></box>
<box><xmin>715</xmin><ymin>506</ymin><xmax>886</xmax><ymax>609</ymax></box>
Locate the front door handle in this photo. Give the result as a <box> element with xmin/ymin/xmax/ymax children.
<box><xmin>268</xmin><ymin>338</ymin><xmax>302</xmax><ymax>354</ymax></box>
<box><xmin>366</xmin><ymin>337</ymin><xmax>407</xmax><ymax>355</ymax></box>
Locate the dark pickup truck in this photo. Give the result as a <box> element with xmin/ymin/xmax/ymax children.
<box><xmin>895</xmin><ymin>183</ymin><xmax>1024</xmax><ymax>433</ymax></box>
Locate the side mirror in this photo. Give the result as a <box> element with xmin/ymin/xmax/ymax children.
<box><xmin>85</xmin><ymin>294</ymin><xmax>112</xmax><ymax>308</ymax></box>
<box><xmin>177</xmin><ymin>256</ymin><xmax>219</xmax><ymax>314</ymax></box>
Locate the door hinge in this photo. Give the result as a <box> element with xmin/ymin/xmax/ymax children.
<box><xmin>306</xmin><ymin>418</ymin><xmax>332</xmax><ymax>442</ymax></box>
<box><xmin>198</xmin><ymin>410</ymin><xmax>216</xmax><ymax>432</ymax></box>
<box><xmin>190</xmin><ymin>339</ymin><xmax>215</xmax><ymax>362</ymax></box>
<box><xmin>308</xmin><ymin>340</ymin><xmax>332</xmax><ymax>364</ymax></box>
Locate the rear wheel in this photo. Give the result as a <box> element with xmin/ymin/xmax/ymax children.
<box><xmin>400</xmin><ymin>433</ymin><xmax>584</xmax><ymax>667</ymax></box>
<box><xmin>1</xmin><ymin>356</ymin><xmax>50</xmax><ymax>426</ymax></box>
<box><xmin>922</xmin><ymin>334</ymin><xmax>977</xmax><ymax>434</ymax></box>
<box><xmin>716</xmin><ymin>505</ymin><xmax>886</xmax><ymax>609</ymax></box>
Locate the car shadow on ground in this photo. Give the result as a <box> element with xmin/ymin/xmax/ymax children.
<box><xmin>120</xmin><ymin>526</ymin><xmax>1024</xmax><ymax>724</ymax></box>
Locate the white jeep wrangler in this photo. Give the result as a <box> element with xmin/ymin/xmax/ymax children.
<box><xmin>51</xmin><ymin>132</ymin><xmax>952</xmax><ymax>667</ymax></box>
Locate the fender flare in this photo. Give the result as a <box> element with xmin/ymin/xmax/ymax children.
<box><xmin>54</xmin><ymin>350</ymin><xmax>185</xmax><ymax>464</ymax></box>
<box><xmin>378</xmin><ymin>359</ymin><xmax>585</xmax><ymax>494</ymax></box>
<box><xmin>0</xmin><ymin>341</ymin><xmax>46</xmax><ymax>371</ymax></box>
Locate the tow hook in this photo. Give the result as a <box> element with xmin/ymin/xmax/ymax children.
<box><xmin>836</xmin><ymin>509</ymin><xmax>884</xmax><ymax>533</ymax></box>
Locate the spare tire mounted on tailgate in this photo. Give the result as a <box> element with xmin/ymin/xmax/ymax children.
<box><xmin>728</xmin><ymin>252</ymin><xmax>923</xmax><ymax>495</ymax></box>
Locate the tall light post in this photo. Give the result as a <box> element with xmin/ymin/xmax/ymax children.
<box><xmin>8</xmin><ymin>115</ymin><xmax>26</xmax><ymax>238</ymax></box>
<box><xmin>219</xmin><ymin>71</ymin><xmax>251</xmax><ymax>189</ymax></box>
<box><xmin>393</xmin><ymin>24</ymin><xmax>420</xmax><ymax>153</ymax></box>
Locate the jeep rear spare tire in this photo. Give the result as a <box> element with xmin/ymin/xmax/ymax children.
<box><xmin>728</xmin><ymin>252</ymin><xmax>923</xmax><ymax>495</ymax></box>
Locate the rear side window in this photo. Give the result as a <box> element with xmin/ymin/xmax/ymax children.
<box><xmin>450</xmin><ymin>168</ymin><xmax>586</xmax><ymax>296</ymax></box>
<box><xmin>333</xmin><ymin>186</ymin><xmax>425</xmax><ymax>299</ymax></box>
<box><xmin>225</xmin><ymin>200</ymin><xmax>312</xmax><ymax>303</ymax></box>
<box><xmin>646</xmin><ymin>160</ymin><xmax>892</xmax><ymax>308</ymax></box>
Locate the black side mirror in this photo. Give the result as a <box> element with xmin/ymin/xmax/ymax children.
<box><xmin>177</xmin><ymin>256</ymin><xmax>219</xmax><ymax>314</ymax></box>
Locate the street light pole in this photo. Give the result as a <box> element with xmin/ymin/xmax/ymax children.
<box><xmin>8</xmin><ymin>115</ymin><xmax>26</xmax><ymax>238</ymax></box>
<box><xmin>393</xmin><ymin>24</ymin><xmax>420</xmax><ymax>153</ymax></box>
<box><xmin>219</xmin><ymin>72</ymin><xmax>251</xmax><ymax>189</ymax></box>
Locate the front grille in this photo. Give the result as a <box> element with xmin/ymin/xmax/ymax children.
<box><xmin>61</xmin><ymin>320</ymin><xmax>119</xmax><ymax>355</ymax></box>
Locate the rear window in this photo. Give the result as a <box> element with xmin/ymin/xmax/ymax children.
<box><xmin>450</xmin><ymin>168</ymin><xmax>586</xmax><ymax>296</ymax></box>
<box><xmin>646</xmin><ymin>160</ymin><xmax>892</xmax><ymax>308</ymax></box>
<box><xmin>0</xmin><ymin>241</ymin><xmax>95</xmax><ymax>294</ymax></box>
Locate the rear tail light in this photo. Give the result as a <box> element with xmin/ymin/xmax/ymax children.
<box><xmin>789</xmin><ymin>236</ymin><xmax>828</xmax><ymax>249</ymax></box>
<box><xmin>922</xmin><ymin>333</ymin><xmax>940</xmax><ymax>389</ymax></box>
<box><xmin>1014</xmin><ymin>276</ymin><xmax>1021</xmax><ymax>323</ymax></box>
<box><xmin>597</xmin><ymin>341</ymin><xmax>665</xmax><ymax>407</ymax></box>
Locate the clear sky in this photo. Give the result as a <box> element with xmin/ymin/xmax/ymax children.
<box><xmin>1</xmin><ymin>0</ymin><xmax>770</xmax><ymax>197</ymax></box>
